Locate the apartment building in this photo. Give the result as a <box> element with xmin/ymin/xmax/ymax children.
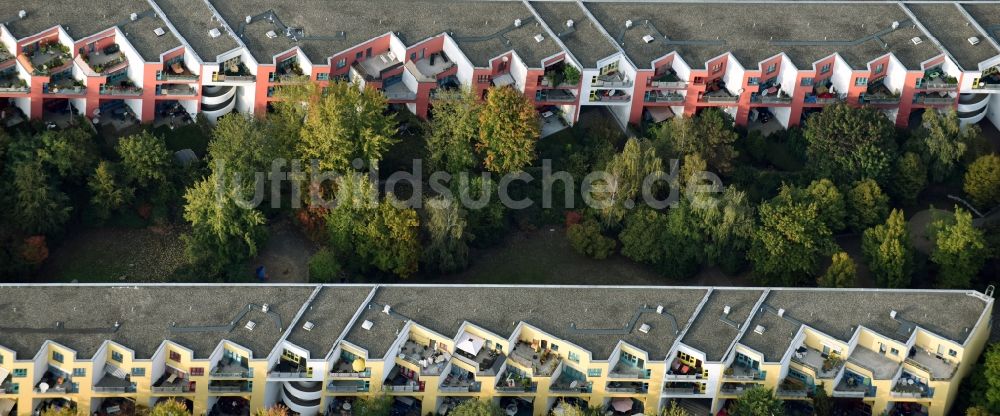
<box><xmin>0</xmin><ymin>1</ymin><xmax>999</xmax><ymax>135</ymax></box>
<box><xmin>0</xmin><ymin>284</ymin><xmax>993</xmax><ymax>416</ymax></box>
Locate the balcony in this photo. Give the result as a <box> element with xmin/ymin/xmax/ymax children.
<box><xmin>701</xmin><ymin>92</ymin><xmax>738</xmax><ymax>103</ymax></box>
<box><xmin>383</xmin><ymin>364</ymin><xmax>424</xmax><ymax>392</ymax></box>
<box><xmin>439</xmin><ymin>366</ymin><xmax>481</xmax><ymax>393</ymax></box>
<box><xmin>644</xmin><ymin>91</ymin><xmax>684</xmax><ymax>104</ymax></box>
<box><xmin>723</xmin><ymin>362</ymin><xmax>764</xmax><ymax>381</ymax></box>
<box><xmin>352</xmin><ymin>52</ymin><xmax>402</xmax><ymax>82</ymax></box>
<box><xmin>791</xmin><ymin>346</ymin><xmax>843</xmax><ymax>379</ymax></box>
<box><xmin>496</xmin><ymin>368</ymin><xmax>536</xmax><ymax>393</ymax></box>
<box><xmin>330</xmin><ymin>354</ymin><xmax>371</xmax><ymax>378</ymax></box>
<box><xmin>100</xmin><ymin>81</ymin><xmax>142</xmax><ymax>96</ymax></box>
<box><xmin>152</xmin><ymin>371</ymin><xmax>193</xmax><ymax>394</ymax></box>
<box><xmin>752</xmin><ymin>91</ymin><xmax>792</xmax><ymax>104</ymax></box>
<box><xmin>648</xmin><ymin>69</ymin><xmax>685</xmax><ymax>89</ymax></box>
<box><xmin>84</xmin><ymin>49</ymin><xmax>128</xmax><ymax>75</ymax></box>
<box><xmin>590</xmin><ymin>89</ymin><xmax>630</xmax><ymax>103</ymax></box>
<box><xmin>974</xmin><ymin>67</ymin><xmax>1000</xmax><ymax>90</ymax></box>
<box><xmin>158</xmin><ymin>60</ymin><xmax>199</xmax><ymax>82</ymax></box>
<box><xmin>720</xmin><ymin>383</ymin><xmax>751</xmax><ymax>395</ymax></box>
<box><xmin>905</xmin><ymin>348</ymin><xmax>956</xmax><ymax>380</ymax></box>
<box><xmin>862</xmin><ymin>81</ymin><xmax>899</xmax><ymax>105</ymax></box>
<box><xmin>271</xmin><ymin>59</ymin><xmax>304</xmax><ymax>83</ymax></box>
<box><xmin>0</xmin><ymin>70</ymin><xmax>28</xmax><ymax>93</ymax></box>
<box><xmin>27</xmin><ymin>42</ymin><xmax>72</xmax><ymax>75</ymax></box>
<box><xmin>834</xmin><ymin>371</ymin><xmax>876</xmax><ymax>398</ymax></box>
<box><xmin>918</xmin><ymin>68</ymin><xmax>958</xmax><ymax>91</ymax></box>
<box><xmin>94</xmin><ymin>367</ymin><xmax>135</xmax><ymax>394</ymax></box>
<box><xmin>539</xmin><ymin>62</ymin><xmax>581</xmax><ymax>89</ymax></box>
<box><xmin>383</xmin><ymin>81</ymin><xmax>417</xmax><ymax>101</ymax></box>
<box><xmin>609</xmin><ymin>360</ymin><xmax>648</xmax><ymax>380</ymax></box>
<box><xmin>551</xmin><ymin>367</ymin><xmax>590</xmax><ymax>393</ymax></box>
<box><xmin>891</xmin><ymin>371</ymin><xmax>932</xmax><ymax>399</ymax></box>
<box><xmin>157</xmin><ymin>84</ymin><xmax>197</xmax><ymax>96</ymax></box>
<box><xmin>327</xmin><ymin>380</ymin><xmax>368</xmax><ymax>393</ymax></box>
<box><xmin>535</xmin><ymin>89</ymin><xmax>577</xmax><ymax>103</ymax></box>
<box><xmin>592</xmin><ymin>71</ymin><xmax>631</xmax><ymax>88</ymax></box>
<box><xmin>34</xmin><ymin>369</ymin><xmax>77</xmax><ymax>394</ymax></box>
<box><xmin>510</xmin><ymin>341</ymin><xmax>559</xmax><ymax>377</ymax></box>
<box><xmin>398</xmin><ymin>339</ymin><xmax>449</xmax><ymax>376</ymax></box>
<box><xmin>776</xmin><ymin>377</ymin><xmax>811</xmax><ymax>398</ymax></box>
<box><xmin>662</xmin><ymin>382</ymin><xmax>703</xmax><ymax>395</ymax></box>
<box><xmin>212</xmin><ymin>356</ymin><xmax>252</xmax><ymax>378</ymax></box>
<box><xmin>605</xmin><ymin>381</ymin><xmax>646</xmax><ymax>394</ymax></box>
<box><xmin>214</xmin><ymin>61</ymin><xmax>254</xmax><ymax>83</ymax></box>
<box><xmin>913</xmin><ymin>93</ymin><xmax>953</xmax><ymax>106</ymax></box>
<box><xmin>453</xmin><ymin>337</ymin><xmax>505</xmax><ymax>377</ymax></box>
<box><xmin>849</xmin><ymin>347</ymin><xmax>900</xmax><ymax>381</ymax></box>
<box><xmin>207</xmin><ymin>381</ymin><xmax>252</xmax><ymax>393</ymax></box>
<box><xmin>413</xmin><ymin>51</ymin><xmax>455</xmax><ymax>81</ymax></box>
<box><xmin>0</xmin><ymin>44</ymin><xmax>13</xmax><ymax>66</ymax></box>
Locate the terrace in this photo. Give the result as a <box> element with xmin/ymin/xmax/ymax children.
<box><xmin>383</xmin><ymin>81</ymin><xmax>417</xmax><ymax>101</ymax></box>
<box><xmin>662</xmin><ymin>382</ymin><xmax>704</xmax><ymax>395</ymax></box>
<box><xmin>214</xmin><ymin>60</ymin><xmax>254</xmax><ymax>82</ymax></box>
<box><xmin>158</xmin><ymin>58</ymin><xmax>199</xmax><ymax>81</ymax></box>
<box><xmin>590</xmin><ymin>89</ymin><xmax>630</xmax><ymax>103</ymax></box>
<box><xmin>94</xmin><ymin>367</ymin><xmax>135</xmax><ymax>393</ymax></box>
<box><xmin>83</xmin><ymin>45</ymin><xmax>128</xmax><ymax>75</ymax></box>
<box><xmin>270</xmin><ymin>352</ymin><xmax>306</xmax><ymax>378</ymax></box>
<box><xmin>270</xmin><ymin>57</ymin><xmax>304</xmax><ymax>83</ymax></box>
<box><xmin>157</xmin><ymin>84</ymin><xmax>197</xmax><ymax>96</ymax></box>
<box><xmin>605</xmin><ymin>398</ymin><xmax>643</xmax><ymax>416</ymax></box>
<box><xmin>34</xmin><ymin>399</ymin><xmax>76</xmax><ymax>415</ymax></box>
<box><xmin>791</xmin><ymin>345</ymin><xmax>844</xmax><ymax>379</ymax></box>
<box><xmin>326</xmin><ymin>380</ymin><xmax>368</xmax><ymax>393</ymax></box>
<box><xmin>152</xmin><ymin>369</ymin><xmax>193</xmax><ymax>393</ymax></box>
<box><xmin>891</xmin><ymin>371</ymin><xmax>933</xmax><ymax>399</ymax></box>
<box><xmin>700</xmin><ymin>79</ymin><xmax>738</xmax><ymax>103</ymax></box>
<box><xmin>917</xmin><ymin>67</ymin><xmax>958</xmax><ymax>91</ymax></box>
<box><xmin>777</xmin><ymin>371</ymin><xmax>813</xmax><ymax>398</ymax></box>
<box><xmin>330</xmin><ymin>353</ymin><xmax>371</xmax><ymax>378</ymax></box>
<box><xmin>610</xmin><ymin>357</ymin><xmax>649</xmax><ymax>379</ymax></box>
<box><xmin>27</xmin><ymin>41</ymin><xmax>72</xmax><ymax>75</ymax></box>
<box><xmin>100</xmin><ymin>70</ymin><xmax>141</xmax><ymax>96</ymax></box>
<box><xmin>724</xmin><ymin>355</ymin><xmax>765</xmax><ymax>381</ymax></box>
<box><xmin>509</xmin><ymin>341</ymin><xmax>560</xmax><ymax>377</ymax></box>
<box><xmin>539</xmin><ymin>62</ymin><xmax>580</xmax><ymax>88</ymax></box>
<box><xmin>605</xmin><ymin>381</ymin><xmax>646</xmax><ymax>394</ymax></box>
<box><xmin>453</xmin><ymin>334</ymin><xmax>505</xmax><ymax>376</ymax></box>
<box><xmin>213</xmin><ymin>355</ymin><xmax>252</xmax><ymax>378</ymax></box>
<box><xmin>34</xmin><ymin>368</ymin><xmax>77</xmax><ymax>393</ymax></box>
<box><xmin>905</xmin><ymin>348</ymin><xmax>956</xmax><ymax>381</ymax></box>
<box><xmin>888</xmin><ymin>402</ymin><xmax>928</xmax><ymax>416</ymax></box>
<box><xmin>0</xmin><ymin>68</ymin><xmax>28</xmax><ymax>93</ymax></box>
<box><xmin>592</xmin><ymin>71</ymin><xmax>631</xmax><ymax>88</ymax></box>
<box><xmin>0</xmin><ymin>44</ymin><xmax>13</xmax><ymax>66</ymax></box>
<box><xmin>862</xmin><ymin>78</ymin><xmax>900</xmax><ymax>104</ymax></box>
<box><xmin>751</xmin><ymin>79</ymin><xmax>792</xmax><ymax>104</ymax></box>
<box><xmin>382</xmin><ymin>366</ymin><xmax>423</xmax><ymax>393</ymax></box>
<box><xmin>413</xmin><ymin>51</ymin><xmax>454</xmax><ymax>80</ymax></box>
<box><xmin>649</xmin><ymin>68</ymin><xmax>685</xmax><ymax>89</ymax></box>
<box><xmin>975</xmin><ymin>66</ymin><xmax>1000</xmax><ymax>90</ymax></box>
<box><xmin>550</xmin><ymin>398</ymin><xmax>588</xmax><ymax>416</ymax></box>
<box><xmin>849</xmin><ymin>347</ymin><xmax>900</xmax><ymax>380</ymax></box>
<box><xmin>327</xmin><ymin>397</ymin><xmax>356</xmax><ymax>416</ymax></box>
<box><xmin>536</xmin><ymin>89</ymin><xmax>577</xmax><ymax>103</ymax></box>
<box><xmin>43</xmin><ymin>71</ymin><xmax>86</xmax><ymax>95</ymax></box>
<box><xmin>495</xmin><ymin>367</ymin><xmax>536</xmax><ymax>393</ymax></box>
<box><xmin>439</xmin><ymin>366</ymin><xmax>481</xmax><ymax>393</ymax></box>
<box><xmin>93</xmin><ymin>397</ymin><xmax>135</xmax><ymax>416</ymax></box>
<box><xmin>666</xmin><ymin>356</ymin><xmax>703</xmax><ymax>380</ymax></box>
<box><xmin>550</xmin><ymin>367</ymin><xmax>590</xmax><ymax>393</ymax></box>
<box><xmin>210</xmin><ymin>397</ymin><xmax>249</xmax><ymax>416</ymax></box>
<box><xmin>913</xmin><ymin>92</ymin><xmax>953</xmax><ymax>106</ymax></box>
<box><xmin>437</xmin><ymin>397</ymin><xmax>472</xmax><ymax>416</ymax></box>
<box><xmin>206</xmin><ymin>380</ymin><xmax>251</xmax><ymax>393</ymax></box>
<box><xmin>499</xmin><ymin>398</ymin><xmax>532</xmax><ymax>416</ymax></box>
<box><xmin>835</xmin><ymin>371</ymin><xmax>876</xmax><ymax>398</ymax></box>
<box><xmin>805</xmin><ymin>78</ymin><xmax>843</xmax><ymax>105</ymax></box>
<box><xmin>398</xmin><ymin>339</ymin><xmax>449</xmax><ymax>376</ymax></box>
<box><xmin>353</xmin><ymin>51</ymin><xmax>403</xmax><ymax>82</ymax></box>
<box><xmin>644</xmin><ymin>91</ymin><xmax>684</xmax><ymax>104</ymax></box>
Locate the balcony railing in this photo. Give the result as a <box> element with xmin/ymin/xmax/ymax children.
<box><xmin>213</xmin><ymin>73</ymin><xmax>256</xmax><ymax>83</ymax></box>
<box><xmin>383</xmin><ymin>90</ymin><xmax>417</xmax><ymax>101</ymax></box>
<box><xmin>649</xmin><ymin>80</ymin><xmax>687</xmax><ymax>89</ymax></box>
<box><xmin>44</xmin><ymin>85</ymin><xmax>86</xmax><ymax>95</ymax></box>
<box><xmin>211</xmin><ymin>370</ymin><xmax>252</xmax><ymax>378</ymax></box>
<box><xmin>158</xmin><ymin>86</ymin><xmax>196</xmax><ymax>96</ymax></box>
<box><xmin>701</xmin><ymin>95</ymin><xmax>739</xmax><ymax>103</ymax></box>
<box><xmin>269</xmin><ymin>371</ymin><xmax>307</xmax><ymax>379</ymax></box>
<box><xmin>208</xmin><ymin>385</ymin><xmax>250</xmax><ymax>393</ymax></box>
<box><xmin>862</xmin><ymin>95</ymin><xmax>899</xmax><ymax>104</ymax></box>
<box><xmin>439</xmin><ymin>384</ymin><xmax>481</xmax><ymax>393</ymax></box>
<box><xmin>93</xmin><ymin>386</ymin><xmax>135</xmax><ymax>393</ymax></box>
<box><xmin>755</xmin><ymin>95</ymin><xmax>793</xmax><ymax>104</ymax></box>
<box><xmin>35</xmin><ymin>386</ymin><xmax>77</xmax><ymax>394</ymax></box>
<box><xmin>151</xmin><ymin>385</ymin><xmax>193</xmax><ymax>393</ymax></box>
<box><xmin>608</xmin><ymin>370</ymin><xmax>648</xmax><ymax>379</ymax></box>
<box><xmin>327</xmin><ymin>384</ymin><xmax>367</xmax><ymax>393</ymax></box>
<box><xmin>495</xmin><ymin>384</ymin><xmax>536</xmax><ymax>393</ymax></box>
<box><xmin>157</xmin><ymin>71</ymin><xmax>199</xmax><ymax>82</ymax></box>
<box><xmin>916</xmin><ymin>96</ymin><xmax>953</xmax><ymax>105</ymax></box>
<box><xmin>0</xmin><ymin>85</ymin><xmax>29</xmax><ymax>93</ymax></box>
<box><xmin>592</xmin><ymin>94</ymin><xmax>630</xmax><ymax>102</ymax></box>
<box><xmin>777</xmin><ymin>388</ymin><xmax>809</xmax><ymax>398</ymax></box>
<box><xmin>382</xmin><ymin>384</ymin><xmax>424</xmax><ymax>393</ymax></box>
<box><xmin>663</xmin><ymin>387</ymin><xmax>702</xmax><ymax>395</ymax></box>
<box><xmin>645</xmin><ymin>93</ymin><xmax>684</xmax><ymax>104</ymax></box>
<box><xmin>605</xmin><ymin>386</ymin><xmax>645</xmax><ymax>393</ymax></box>
<box><xmin>100</xmin><ymin>86</ymin><xmax>142</xmax><ymax>96</ymax></box>
<box><xmin>330</xmin><ymin>370</ymin><xmax>371</xmax><ymax>378</ymax></box>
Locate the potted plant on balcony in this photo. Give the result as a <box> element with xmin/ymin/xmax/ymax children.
<box><xmin>563</xmin><ymin>65</ymin><xmax>581</xmax><ymax>86</ymax></box>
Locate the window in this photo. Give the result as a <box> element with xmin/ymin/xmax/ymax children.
<box><xmin>568</xmin><ymin>351</ymin><xmax>579</xmax><ymax>363</ymax></box>
<box><xmin>73</xmin><ymin>368</ymin><xmax>86</xmax><ymax>377</ymax></box>
<box><xmin>766</xmin><ymin>63</ymin><xmax>776</xmax><ymax>74</ymax></box>
<box><xmin>855</xmin><ymin>77</ymin><xmax>868</xmax><ymax>86</ymax></box>
<box><xmin>890</xmin><ymin>348</ymin><xmax>900</xmax><ymax>356</ymax></box>
<box><xmin>949</xmin><ymin>349</ymin><xmax>958</xmax><ymax>357</ymax></box>
<box><xmin>711</xmin><ymin>63</ymin><xmax>722</xmax><ymax>73</ymax></box>
<box><xmin>875</xmin><ymin>63</ymin><xmax>884</xmax><ymax>74</ymax></box>
<box><xmin>169</xmin><ymin>351</ymin><xmax>181</xmax><ymax>362</ymax></box>
<box><xmin>131</xmin><ymin>368</ymin><xmax>145</xmax><ymax>377</ymax></box>
<box><xmin>477</xmin><ymin>74</ymin><xmax>491</xmax><ymax>84</ymax></box>
<box><xmin>800</xmin><ymin>77</ymin><xmax>814</xmax><ymax>87</ymax></box>
<box><xmin>410</xmin><ymin>52</ymin><xmax>416</xmax><ymax>61</ymax></box>
<box><xmin>111</xmin><ymin>351</ymin><xmax>123</xmax><ymax>363</ymax></box>
<box><xmin>317</xmin><ymin>73</ymin><xmax>329</xmax><ymax>81</ymax></box>
<box><xmin>52</xmin><ymin>352</ymin><xmax>64</xmax><ymax>363</ymax></box>
<box><xmin>747</xmin><ymin>77</ymin><xmax>760</xmax><ymax>86</ymax></box>
<box><xmin>550</xmin><ymin>344</ymin><xmax>559</xmax><ymax>351</ymax></box>
<box><xmin>586</xmin><ymin>368</ymin><xmax>602</xmax><ymax>377</ymax></box>
<box><xmin>12</xmin><ymin>369</ymin><xmax>26</xmax><ymax>378</ymax></box>
<box><xmin>336</xmin><ymin>58</ymin><xmax>347</xmax><ymax>69</ymax></box>
<box><xmin>355</xmin><ymin>51</ymin><xmax>363</xmax><ymax>59</ymax></box>
<box><xmin>190</xmin><ymin>367</ymin><xmax>204</xmax><ymax>376</ymax></box>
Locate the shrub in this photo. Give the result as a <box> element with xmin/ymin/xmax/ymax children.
<box><xmin>964</xmin><ymin>154</ymin><xmax>1000</xmax><ymax>209</ymax></box>
<box><xmin>308</xmin><ymin>248</ymin><xmax>342</xmax><ymax>283</ymax></box>
<box><xmin>567</xmin><ymin>218</ymin><xmax>616</xmax><ymax>259</ymax></box>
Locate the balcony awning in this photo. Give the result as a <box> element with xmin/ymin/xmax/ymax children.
<box><xmin>456</xmin><ymin>332</ymin><xmax>485</xmax><ymax>356</ymax></box>
<box><xmin>0</xmin><ymin>366</ymin><xmax>7</xmax><ymax>382</ymax></box>
<box><xmin>0</xmin><ymin>399</ymin><xmax>13</xmax><ymax>416</ymax></box>
<box><xmin>492</xmin><ymin>73</ymin><xmax>515</xmax><ymax>88</ymax></box>
<box><xmin>647</xmin><ymin>106</ymin><xmax>674</xmax><ymax>123</ymax></box>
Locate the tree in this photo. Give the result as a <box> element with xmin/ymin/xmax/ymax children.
<box><xmin>209</xmin><ymin>113</ymin><xmax>290</xmax><ymax>186</ymax></box>
<box><xmin>7</xmin><ymin>160</ymin><xmax>72</xmax><ymax>235</ymax></box>
<box><xmin>327</xmin><ymin>174</ymin><xmax>420</xmax><ymax>278</ymax></box>
<box><xmin>36</xmin><ymin>126</ymin><xmax>97</xmax><ymax>180</ymax></box>
<box><xmin>981</xmin><ymin>343</ymin><xmax>1000</xmax><ymax>413</ymax></box>
<box><xmin>592</xmin><ymin>138</ymin><xmax>664</xmax><ymax>227</ymax></box>
<box><xmin>422</xmin><ymin>196</ymin><xmax>471</xmax><ymax>273</ymax></box>
<box><xmin>477</xmin><ymin>86</ymin><xmax>539</xmax><ymax>174</ymax></box>
<box><xmin>181</xmin><ymin>173</ymin><xmax>268</xmax><ymax>276</ymax></box>
<box><xmin>454</xmin><ymin>176</ymin><xmax>507</xmax><ymax>248</ymax></box>
<box><xmin>931</xmin><ymin>208</ymin><xmax>987</xmax><ymax>288</ymax></box>
<box><xmin>804</xmin><ymin>103</ymin><xmax>896</xmax><ymax>184</ymax></box>
<box><xmin>964</xmin><ymin>154</ymin><xmax>1000</xmax><ymax>209</ymax></box>
<box><xmin>297</xmin><ymin>81</ymin><xmax>397</xmax><ymax>172</ymax></box>
<box><xmin>148</xmin><ymin>399</ymin><xmax>190</xmax><ymax>416</ymax></box>
<box><xmin>117</xmin><ymin>131</ymin><xmax>173</xmax><ymax>190</ymax></box>
<box><xmin>620</xmin><ymin>204</ymin><xmax>704</xmax><ymax>278</ymax></box>
<box><xmin>846</xmin><ymin>179</ymin><xmax>890</xmax><ymax>233</ymax></box>
<box><xmin>818</xmin><ymin>252</ymin><xmax>857</xmax><ymax>288</ymax></box>
<box><xmin>354</xmin><ymin>395</ymin><xmax>393</xmax><ymax>416</ymax></box>
<box><xmin>732</xmin><ymin>386</ymin><xmax>784</xmax><ymax>416</ymax></box>
<box><xmin>775</xmin><ymin>180</ymin><xmax>846</xmax><ymax>233</ymax></box>
<box><xmin>813</xmin><ymin>383</ymin><xmax>832</xmax><ymax>416</ymax></box>
<box><xmin>567</xmin><ymin>217</ymin><xmax>617</xmax><ymax>260</ymax></box>
<box><xmin>748</xmin><ymin>195</ymin><xmax>835</xmax><ymax>285</ymax></box>
<box><xmin>891</xmin><ymin>151</ymin><xmax>927</xmax><ymax>206</ymax></box>
<box><xmin>862</xmin><ymin>209</ymin><xmax>914</xmax><ymax>288</ymax></box>
<box><xmin>88</xmin><ymin>161</ymin><xmax>133</xmax><ymax>221</ymax></box>
<box><xmin>40</xmin><ymin>407</ymin><xmax>81</xmax><ymax>416</ymax></box>
<box><xmin>660</xmin><ymin>401</ymin><xmax>689</xmax><ymax>416</ymax></box>
<box><xmin>449</xmin><ymin>400</ymin><xmax>504</xmax><ymax>416</ymax></box>
<box><xmin>922</xmin><ymin>109</ymin><xmax>978</xmax><ymax>182</ymax></box>
<box><xmin>308</xmin><ymin>248</ymin><xmax>342</xmax><ymax>283</ymax></box>
<box><xmin>651</xmin><ymin>108</ymin><xmax>738</xmax><ymax>175</ymax></box>
<box><xmin>966</xmin><ymin>407</ymin><xmax>994</xmax><ymax>416</ymax></box>
<box><xmin>252</xmin><ymin>405</ymin><xmax>288</xmax><ymax>416</ymax></box>
<box><xmin>427</xmin><ymin>89</ymin><xmax>482</xmax><ymax>174</ymax></box>
<box><xmin>690</xmin><ymin>186</ymin><xmax>755</xmax><ymax>273</ymax></box>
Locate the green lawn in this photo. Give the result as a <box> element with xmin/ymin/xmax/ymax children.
<box><xmin>152</xmin><ymin>123</ymin><xmax>211</xmax><ymax>156</ymax></box>
<box><xmin>39</xmin><ymin>226</ymin><xmax>190</xmax><ymax>282</ymax></box>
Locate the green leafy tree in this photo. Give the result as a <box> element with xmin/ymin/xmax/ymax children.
<box><xmin>921</xmin><ymin>109</ymin><xmax>978</xmax><ymax>182</ymax></box>
<box><xmin>40</xmin><ymin>407</ymin><xmax>82</xmax><ymax>416</ymax></box>
<box><xmin>8</xmin><ymin>160</ymin><xmax>71</xmax><ymax>235</ymax></box>
<box><xmin>651</xmin><ymin>108</ymin><xmax>738</xmax><ymax>174</ymax></box>
<box><xmin>803</xmin><ymin>103</ymin><xmax>896</xmax><ymax>184</ymax></box>
<box><xmin>846</xmin><ymin>179</ymin><xmax>890</xmax><ymax>233</ymax></box>
<box><xmin>690</xmin><ymin>186</ymin><xmax>755</xmax><ymax>273</ymax></box>
<box><xmin>818</xmin><ymin>251</ymin><xmax>857</xmax><ymax>288</ymax></box>
<box><xmin>209</xmin><ymin>114</ymin><xmax>289</xmax><ymax>185</ymax></box>
<box><xmin>117</xmin><ymin>131</ymin><xmax>173</xmax><ymax>190</ymax></box>
<box><xmin>427</xmin><ymin>89</ymin><xmax>482</xmax><ymax>174</ymax></box>
<box><xmin>477</xmin><ymin>86</ymin><xmax>539</xmax><ymax>174</ymax></box>
<box><xmin>297</xmin><ymin>81</ymin><xmax>397</xmax><ymax>172</ymax></box>
<box><xmin>450</xmin><ymin>399</ymin><xmax>504</xmax><ymax>416</ymax></box>
<box><xmin>966</xmin><ymin>407</ymin><xmax>994</xmax><ymax>416</ymax></box>
<box><xmin>861</xmin><ymin>209</ymin><xmax>914</xmax><ymax>288</ymax></box>
<box><xmin>620</xmin><ymin>204</ymin><xmax>704</xmax><ymax>278</ymax></box>
<box><xmin>591</xmin><ymin>138</ymin><xmax>664</xmax><ymax>227</ymax></box>
<box><xmin>931</xmin><ymin>208</ymin><xmax>987</xmax><ymax>288</ymax></box>
<box><xmin>422</xmin><ymin>196</ymin><xmax>470</xmax><ymax>273</ymax></box>
<box><xmin>776</xmin><ymin>180</ymin><xmax>846</xmax><ymax>233</ymax></box>
<box><xmin>454</xmin><ymin>176</ymin><xmax>507</xmax><ymax>248</ymax></box>
<box><xmin>148</xmin><ymin>399</ymin><xmax>190</xmax><ymax>416</ymax></box>
<box><xmin>732</xmin><ymin>386</ymin><xmax>784</xmax><ymax>416</ymax></box>
<box><xmin>980</xmin><ymin>343</ymin><xmax>1000</xmax><ymax>413</ymax></box>
<box><xmin>88</xmin><ymin>161</ymin><xmax>133</xmax><ymax>221</ymax></box>
<box><xmin>964</xmin><ymin>154</ymin><xmax>1000</xmax><ymax>209</ymax></box>
<box><xmin>251</xmin><ymin>405</ymin><xmax>289</xmax><ymax>416</ymax></box>
<box><xmin>891</xmin><ymin>151</ymin><xmax>928</xmax><ymax>206</ymax></box>
<box><xmin>308</xmin><ymin>248</ymin><xmax>342</xmax><ymax>283</ymax></box>
<box><xmin>181</xmin><ymin>173</ymin><xmax>268</xmax><ymax>276</ymax></box>
<box><xmin>567</xmin><ymin>217</ymin><xmax>617</xmax><ymax>260</ymax></box>
<box><xmin>813</xmin><ymin>383</ymin><xmax>832</xmax><ymax>416</ymax></box>
<box><xmin>748</xmin><ymin>195</ymin><xmax>835</xmax><ymax>285</ymax></box>
<box><xmin>36</xmin><ymin>126</ymin><xmax>97</xmax><ymax>180</ymax></box>
<box><xmin>660</xmin><ymin>401</ymin><xmax>690</xmax><ymax>416</ymax></box>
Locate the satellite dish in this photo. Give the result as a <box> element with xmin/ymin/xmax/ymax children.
<box><xmin>38</xmin><ymin>382</ymin><xmax>49</xmax><ymax>393</ymax></box>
